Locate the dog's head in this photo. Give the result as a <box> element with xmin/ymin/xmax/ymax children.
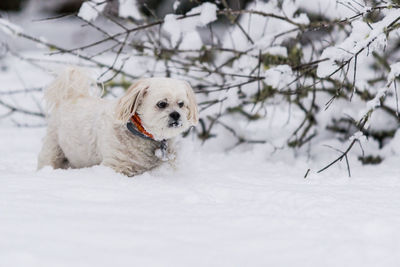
<box><xmin>115</xmin><ymin>77</ymin><xmax>198</xmax><ymax>140</ymax></box>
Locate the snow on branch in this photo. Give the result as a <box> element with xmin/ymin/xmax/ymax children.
<box><xmin>0</xmin><ymin>18</ymin><xmax>23</xmax><ymax>36</ymax></box>
<box><xmin>77</xmin><ymin>0</ymin><xmax>107</xmax><ymax>22</ymax></box>
<box><xmin>119</xmin><ymin>0</ymin><xmax>142</xmax><ymax>20</ymax></box>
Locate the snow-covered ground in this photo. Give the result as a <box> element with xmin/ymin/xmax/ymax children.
<box><xmin>1</xmin><ymin>125</ymin><xmax>400</xmax><ymax>267</ymax></box>
<box><xmin>1</xmin><ymin>46</ymin><xmax>400</xmax><ymax>267</ymax></box>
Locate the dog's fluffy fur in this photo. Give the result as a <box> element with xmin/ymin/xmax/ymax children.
<box><xmin>37</xmin><ymin>67</ymin><xmax>198</xmax><ymax>176</ymax></box>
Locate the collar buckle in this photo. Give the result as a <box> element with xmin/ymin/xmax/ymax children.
<box><xmin>126</xmin><ymin>119</ymin><xmax>169</xmax><ymax>161</ymax></box>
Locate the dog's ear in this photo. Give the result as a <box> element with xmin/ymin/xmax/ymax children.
<box><xmin>115</xmin><ymin>79</ymin><xmax>149</xmax><ymax>123</ymax></box>
<box><xmin>183</xmin><ymin>81</ymin><xmax>199</xmax><ymax>126</ymax></box>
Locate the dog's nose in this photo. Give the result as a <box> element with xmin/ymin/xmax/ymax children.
<box><xmin>169</xmin><ymin>111</ymin><xmax>180</xmax><ymax>121</ymax></box>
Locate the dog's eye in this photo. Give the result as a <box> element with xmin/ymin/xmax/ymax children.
<box><xmin>157</xmin><ymin>101</ymin><xmax>168</xmax><ymax>109</ymax></box>
<box><xmin>178</xmin><ymin>102</ymin><xmax>184</xmax><ymax>108</ymax></box>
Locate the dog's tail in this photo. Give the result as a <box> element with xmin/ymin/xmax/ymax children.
<box><xmin>44</xmin><ymin>67</ymin><xmax>99</xmax><ymax>113</ymax></box>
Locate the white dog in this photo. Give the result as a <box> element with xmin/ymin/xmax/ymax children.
<box><xmin>37</xmin><ymin>67</ymin><xmax>198</xmax><ymax>176</ymax></box>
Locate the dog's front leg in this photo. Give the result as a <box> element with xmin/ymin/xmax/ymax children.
<box><xmin>101</xmin><ymin>158</ymin><xmax>143</xmax><ymax>177</ymax></box>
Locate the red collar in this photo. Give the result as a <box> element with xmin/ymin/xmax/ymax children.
<box><xmin>130</xmin><ymin>113</ymin><xmax>154</xmax><ymax>139</ymax></box>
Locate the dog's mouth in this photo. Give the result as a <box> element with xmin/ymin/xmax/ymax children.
<box><xmin>168</xmin><ymin>121</ymin><xmax>182</xmax><ymax>128</ymax></box>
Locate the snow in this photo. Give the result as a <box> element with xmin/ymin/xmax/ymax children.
<box><xmin>264</xmin><ymin>64</ymin><xmax>295</xmax><ymax>89</ymax></box>
<box><xmin>119</xmin><ymin>0</ymin><xmax>142</xmax><ymax>20</ymax></box>
<box><xmin>179</xmin><ymin>31</ymin><xmax>203</xmax><ymax>50</ymax></box>
<box><xmin>221</xmin><ymin>0</ymin><xmax>296</xmax><ymax>50</ymax></box>
<box><xmin>369</xmin><ymin>109</ymin><xmax>399</xmax><ymax>133</ymax></box>
<box><xmin>1</xmin><ymin>57</ymin><xmax>400</xmax><ymax>266</ymax></box>
<box><xmin>349</xmin><ymin>131</ymin><xmax>366</xmax><ymax>142</ymax></box>
<box><xmin>366</xmin><ymin>87</ymin><xmax>387</xmax><ymax>110</ymax></box>
<box><xmin>77</xmin><ymin>0</ymin><xmax>107</xmax><ymax>22</ymax></box>
<box><xmin>162</xmin><ymin>14</ymin><xmax>183</xmax><ymax>47</ymax></box>
<box><xmin>0</xmin><ymin>57</ymin><xmax>400</xmax><ymax>266</ymax></box>
<box><xmin>2</xmin><ymin>2</ymin><xmax>400</xmax><ymax>265</ymax></box>
<box><xmin>197</xmin><ymin>2</ymin><xmax>218</xmax><ymax>26</ymax></box>
<box><xmin>299</xmin><ymin>0</ymin><xmax>358</xmax><ymax>20</ymax></box>
<box><xmin>366</xmin><ymin>62</ymin><xmax>400</xmax><ymax>112</ymax></box>
<box><xmin>388</xmin><ymin>62</ymin><xmax>400</xmax><ymax>82</ymax></box>
<box><xmin>173</xmin><ymin>0</ymin><xmax>180</xmax><ymax>11</ymax></box>
<box><xmin>1</xmin><ymin>127</ymin><xmax>400</xmax><ymax>267</ymax></box>
<box><xmin>0</xmin><ymin>18</ymin><xmax>23</xmax><ymax>36</ymax></box>
<box><xmin>317</xmin><ymin>9</ymin><xmax>400</xmax><ymax>79</ymax></box>
<box><xmin>261</xmin><ymin>46</ymin><xmax>288</xmax><ymax>57</ymax></box>
<box><xmin>162</xmin><ymin>2</ymin><xmax>218</xmax><ymax>47</ymax></box>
